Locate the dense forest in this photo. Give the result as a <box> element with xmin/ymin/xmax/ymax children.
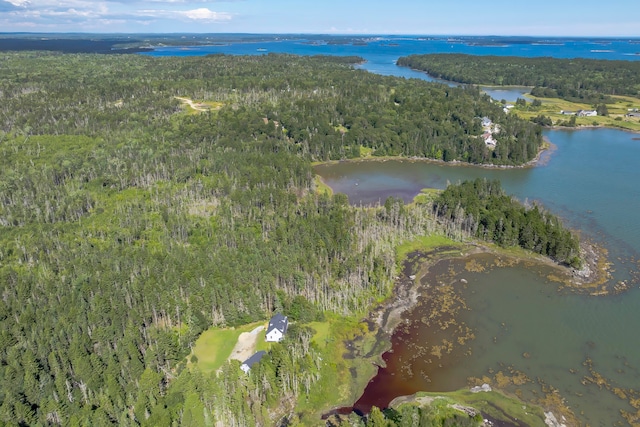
<box><xmin>433</xmin><ymin>179</ymin><xmax>580</xmax><ymax>266</ymax></box>
<box><xmin>0</xmin><ymin>51</ymin><xmax>559</xmax><ymax>425</ymax></box>
<box><xmin>0</xmin><ymin>52</ymin><xmax>543</xmax><ymax>165</ymax></box>
<box><xmin>397</xmin><ymin>54</ymin><xmax>640</xmax><ymax>103</ymax></box>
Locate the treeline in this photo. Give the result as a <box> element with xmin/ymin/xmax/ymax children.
<box><xmin>397</xmin><ymin>54</ymin><xmax>640</xmax><ymax>103</ymax></box>
<box><xmin>0</xmin><ymin>51</ymin><xmax>541</xmax><ymax>165</ymax></box>
<box><xmin>0</xmin><ymin>52</ymin><xmax>449</xmax><ymax>425</ymax></box>
<box><xmin>433</xmin><ymin>179</ymin><xmax>580</xmax><ymax>266</ymax></box>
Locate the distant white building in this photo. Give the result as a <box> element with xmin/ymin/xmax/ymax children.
<box><xmin>577</xmin><ymin>110</ymin><xmax>597</xmax><ymax>117</ymax></box>
<box><xmin>265</xmin><ymin>313</ymin><xmax>289</xmax><ymax>342</ymax></box>
<box><xmin>240</xmin><ymin>351</ymin><xmax>266</xmax><ymax>373</ymax></box>
<box><xmin>481</xmin><ymin>117</ymin><xmax>492</xmax><ymax>127</ymax></box>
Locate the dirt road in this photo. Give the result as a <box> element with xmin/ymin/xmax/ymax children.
<box><xmin>228</xmin><ymin>325</ymin><xmax>264</xmax><ymax>362</ymax></box>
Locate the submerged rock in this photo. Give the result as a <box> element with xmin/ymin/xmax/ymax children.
<box><xmin>470</xmin><ymin>383</ymin><xmax>492</xmax><ymax>393</ymax></box>
<box><xmin>544</xmin><ymin>411</ymin><xmax>567</xmax><ymax>427</ymax></box>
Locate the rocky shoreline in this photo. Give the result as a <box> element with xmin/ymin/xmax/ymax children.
<box><xmin>368</xmin><ymin>237</ymin><xmax>614</xmax><ymax>363</ymax></box>
<box><xmin>349</xmin><ymin>238</ymin><xmax>615</xmax><ymax>426</ymax></box>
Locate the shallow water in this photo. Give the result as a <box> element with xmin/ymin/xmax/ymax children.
<box><xmin>454</xmin><ymin>259</ymin><xmax>640</xmax><ymax>426</ymax></box>
<box><xmin>354</xmin><ymin>255</ymin><xmax>640</xmax><ymax>426</ymax></box>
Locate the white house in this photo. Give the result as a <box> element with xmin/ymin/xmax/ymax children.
<box><xmin>265</xmin><ymin>313</ymin><xmax>288</xmax><ymax>342</ymax></box>
<box><xmin>482</xmin><ymin>132</ymin><xmax>496</xmax><ymax>146</ymax></box>
<box><xmin>577</xmin><ymin>110</ymin><xmax>597</xmax><ymax>117</ymax></box>
<box><xmin>240</xmin><ymin>351</ymin><xmax>266</xmax><ymax>373</ymax></box>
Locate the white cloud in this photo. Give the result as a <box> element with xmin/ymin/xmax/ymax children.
<box><xmin>179</xmin><ymin>7</ymin><xmax>230</xmax><ymax>21</ymax></box>
<box><xmin>47</xmin><ymin>7</ymin><xmax>95</xmax><ymax>17</ymax></box>
<box><xmin>137</xmin><ymin>6</ymin><xmax>231</xmax><ymax>22</ymax></box>
<box><xmin>5</xmin><ymin>0</ymin><xmax>29</xmax><ymax>6</ymax></box>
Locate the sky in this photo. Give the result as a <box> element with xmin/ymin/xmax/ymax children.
<box><xmin>0</xmin><ymin>0</ymin><xmax>638</xmax><ymax>36</ymax></box>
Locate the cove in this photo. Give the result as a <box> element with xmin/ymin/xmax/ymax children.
<box><xmin>315</xmin><ymin>128</ymin><xmax>640</xmax><ymax>268</ymax></box>
<box><xmin>316</xmin><ymin>128</ymin><xmax>640</xmax><ymax>425</ymax></box>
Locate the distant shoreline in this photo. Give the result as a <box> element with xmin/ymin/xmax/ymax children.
<box><xmin>313</xmin><ymin>140</ymin><xmax>552</xmax><ymax>171</ymax></box>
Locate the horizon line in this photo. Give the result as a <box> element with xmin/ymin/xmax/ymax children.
<box><xmin>1</xmin><ymin>32</ymin><xmax>640</xmax><ymax>39</ymax></box>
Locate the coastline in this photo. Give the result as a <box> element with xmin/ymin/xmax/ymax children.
<box><xmin>313</xmin><ymin>122</ymin><xmax>640</xmax><ymax>173</ymax></box>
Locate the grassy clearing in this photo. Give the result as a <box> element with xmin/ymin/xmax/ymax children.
<box><xmin>174</xmin><ymin>97</ymin><xmax>223</xmax><ymax>115</ymax></box>
<box><xmin>514</xmin><ymin>94</ymin><xmax>640</xmax><ymax>132</ymax></box>
<box><xmin>411</xmin><ymin>187</ymin><xmax>441</xmax><ymax>205</ymax></box>
<box><xmin>314</xmin><ymin>175</ymin><xmax>334</xmax><ymax>196</ymax></box>
<box><xmin>393</xmin><ymin>390</ymin><xmax>547</xmax><ymax>426</ymax></box>
<box><xmin>359</xmin><ymin>145</ymin><xmax>374</xmax><ymax>157</ymax></box>
<box><xmin>296</xmin><ymin>314</ymin><xmax>379</xmax><ymax>423</ymax></box>
<box><xmin>307</xmin><ymin>320</ymin><xmax>331</xmax><ymax>346</ymax></box>
<box><xmin>189</xmin><ymin>321</ymin><xmax>264</xmax><ymax>373</ymax></box>
<box><xmin>396</xmin><ymin>234</ymin><xmax>461</xmax><ymax>263</ymax></box>
<box><xmin>254</xmin><ymin>329</ymin><xmax>270</xmax><ymax>352</ymax></box>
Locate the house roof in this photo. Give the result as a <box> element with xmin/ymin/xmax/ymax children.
<box><xmin>241</xmin><ymin>351</ymin><xmax>266</xmax><ymax>369</ymax></box>
<box><xmin>267</xmin><ymin>313</ymin><xmax>288</xmax><ymax>335</ymax></box>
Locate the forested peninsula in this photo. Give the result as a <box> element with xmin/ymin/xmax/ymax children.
<box><xmin>0</xmin><ymin>51</ymin><xmax>575</xmax><ymax>426</ymax></box>
<box><xmin>397</xmin><ymin>54</ymin><xmax>640</xmax><ymax>103</ymax></box>
<box><xmin>433</xmin><ymin>179</ymin><xmax>581</xmax><ymax>267</ymax></box>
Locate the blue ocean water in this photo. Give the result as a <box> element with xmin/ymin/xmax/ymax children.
<box><xmin>143</xmin><ymin>35</ymin><xmax>640</xmax><ymax>78</ymax></box>
<box><xmin>143</xmin><ymin>35</ymin><xmax>640</xmax><ymax>99</ymax></box>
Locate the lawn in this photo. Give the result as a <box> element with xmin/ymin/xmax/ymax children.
<box><xmin>307</xmin><ymin>320</ymin><xmax>331</xmax><ymax>347</ymax></box>
<box><xmin>254</xmin><ymin>329</ymin><xmax>270</xmax><ymax>352</ymax></box>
